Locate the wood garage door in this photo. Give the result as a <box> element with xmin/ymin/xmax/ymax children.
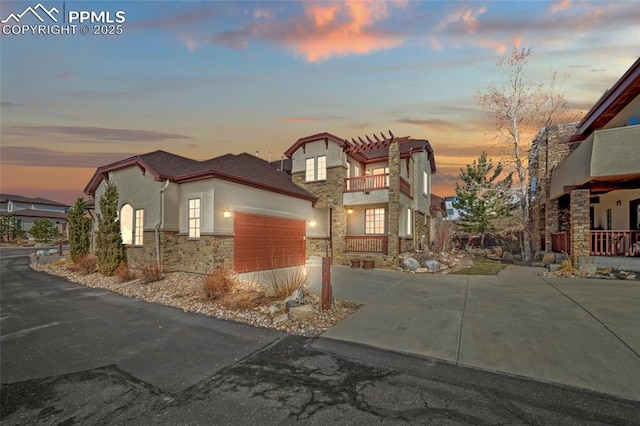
<box><xmin>234</xmin><ymin>212</ymin><xmax>306</xmax><ymax>273</ymax></box>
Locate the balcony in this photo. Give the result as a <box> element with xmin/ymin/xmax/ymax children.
<box><xmin>343</xmin><ymin>174</ymin><xmax>412</xmax><ymax>205</ymax></box>
<box><xmin>345</xmin><ymin>235</ymin><xmax>388</xmax><ymax>254</ymax></box>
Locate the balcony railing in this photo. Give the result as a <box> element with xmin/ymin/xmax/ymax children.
<box><xmin>551</xmin><ymin>231</ymin><xmax>570</xmax><ymax>254</ymax></box>
<box><xmin>591</xmin><ymin>230</ymin><xmax>640</xmax><ymax>256</ymax></box>
<box><xmin>345</xmin><ymin>235</ymin><xmax>388</xmax><ymax>254</ymax></box>
<box><xmin>345</xmin><ymin>174</ymin><xmax>388</xmax><ymax>192</ymax></box>
<box><xmin>400</xmin><ymin>177</ymin><xmax>411</xmax><ymax>197</ymax></box>
<box><xmin>344</xmin><ymin>174</ymin><xmax>412</xmax><ymax>197</ymax></box>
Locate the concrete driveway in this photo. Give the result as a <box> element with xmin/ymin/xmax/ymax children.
<box><xmin>307</xmin><ymin>261</ymin><xmax>640</xmax><ymax>401</ymax></box>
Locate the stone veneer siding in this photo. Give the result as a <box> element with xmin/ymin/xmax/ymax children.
<box><xmin>415</xmin><ymin>211</ymin><xmax>428</xmax><ymax>250</ymax></box>
<box><xmin>570</xmin><ymin>189</ymin><xmax>591</xmax><ymax>265</ymax></box>
<box><xmin>128</xmin><ymin>231</ymin><xmax>233</xmax><ymax>274</ymax></box>
<box><xmin>387</xmin><ymin>141</ymin><xmax>400</xmax><ymax>263</ymax></box>
<box><xmin>293</xmin><ymin>165</ymin><xmax>347</xmax><ymax>264</ymax></box>
<box><xmin>307</xmin><ymin>237</ymin><xmax>330</xmax><ymax>258</ymax></box>
<box><xmin>529</xmin><ymin>123</ymin><xmax>580</xmax><ymax>253</ymax></box>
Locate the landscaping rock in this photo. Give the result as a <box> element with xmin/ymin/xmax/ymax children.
<box><xmin>492</xmin><ymin>246</ymin><xmax>503</xmax><ymax>258</ymax></box>
<box><xmin>402</xmin><ymin>257</ymin><xmax>420</xmax><ymax>271</ymax></box>
<box><xmin>502</xmin><ymin>252</ymin><xmax>515</xmax><ymax>261</ymax></box>
<box><xmin>273</xmin><ymin>313</ymin><xmax>289</xmax><ymax>325</ymax></box>
<box><xmin>46</xmin><ymin>249</ymin><xmax>59</xmax><ymax>255</ymax></box>
<box><xmin>423</xmin><ymin>260</ymin><xmax>441</xmax><ymax>271</ymax></box>
<box><xmin>549</xmin><ymin>263</ymin><xmax>560</xmax><ymax>272</ymax></box>
<box><xmin>542</xmin><ymin>253</ymin><xmax>556</xmax><ymax>265</ymax></box>
<box><xmin>580</xmin><ymin>263</ymin><xmax>597</xmax><ymax>276</ymax></box>
<box><xmin>289</xmin><ymin>305</ymin><xmax>316</xmax><ymax>321</ymax></box>
<box><xmin>36</xmin><ymin>250</ymin><xmax>46</xmax><ymax>257</ymax></box>
<box><xmin>415</xmin><ymin>268</ymin><xmax>430</xmax><ymax>274</ymax></box>
<box><xmin>284</xmin><ymin>288</ymin><xmax>304</xmax><ymax>308</ymax></box>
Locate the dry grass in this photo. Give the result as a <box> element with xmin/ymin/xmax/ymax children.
<box><xmin>557</xmin><ymin>251</ymin><xmax>573</xmax><ymax>276</ymax></box>
<box><xmin>138</xmin><ymin>258</ymin><xmax>163</xmax><ymax>284</ymax></box>
<box><xmin>114</xmin><ymin>262</ymin><xmax>137</xmax><ymax>282</ymax></box>
<box><xmin>202</xmin><ymin>268</ymin><xmax>236</xmax><ymax>300</ymax></box>
<box><xmin>67</xmin><ymin>255</ymin><xmax>97</xmax><ymax>275</ymax></box>
<box><xmin>266</xmin><ymin>266</ymin><xmax>308</xmax><ymax>299</ymax></box>
<box><xmin>432</xmin><ymin>221</ymin><xmax>455</xmax><ymax>253</ymax></box>
<box><xmin>219</xmin><ymin>289</ymin><xmax>264</xmax><ymax>311</ymax></box>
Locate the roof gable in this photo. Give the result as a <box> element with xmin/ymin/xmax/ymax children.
<box><xmin>84</xmin><ymin>151</ymin><xmax>316</xmax><ymax>202</ymax></box>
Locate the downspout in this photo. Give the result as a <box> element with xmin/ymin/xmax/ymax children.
<box><xmin>156</xmin><ymin>180</ymin><xmax>170</xmax><ymax>269</ymax></box>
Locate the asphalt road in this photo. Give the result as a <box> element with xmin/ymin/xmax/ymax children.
<box><xmin>1</xmin><ymin>247</ymin><xmax>639</xmax><ymax>425</ymax></box>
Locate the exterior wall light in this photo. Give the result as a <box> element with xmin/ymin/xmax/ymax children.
<box><xmin>223</xmin><ymin>209</ymin><xmax>232</xmax><ymax>218</ymax></box>
<box><xmin>309</xmin><ymin>220</ymin><xmax>317</xmax><ymax>228</ymax></box>
<box><xmin>347</xmin><ymin>208</ymin><xmax>354</xmax><ymax>214</ymax></box>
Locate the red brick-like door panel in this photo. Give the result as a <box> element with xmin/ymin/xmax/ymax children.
<box><xmin>234</xmin><ymin>212</ymin><xmax>306</xmax><ymax>273</ymax></box>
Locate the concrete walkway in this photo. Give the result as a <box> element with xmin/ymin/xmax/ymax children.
<box><xmin>306</xmin><ymin>260</ymin><xmax>640</xmax><ymax>401</ymax></box>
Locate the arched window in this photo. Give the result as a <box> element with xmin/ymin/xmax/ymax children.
<box><xmin>120</xmin><ymin>204</ymin><xmax>133</xmax><ymax>245</ymax></box>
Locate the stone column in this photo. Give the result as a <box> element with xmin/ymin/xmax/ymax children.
<box><xmin>387</xmin><ymin>141</ymin><xmax>400</xmax><ymax>260</ymax></box>
<box><xmin>570</xmin><ymin>189</ymin><xmax>590</xmax><ymax>266</ymax></box>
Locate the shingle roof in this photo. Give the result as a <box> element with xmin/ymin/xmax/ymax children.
<box><xmin>85</xmin><ymin>151</ymin><xmax>316</xmax><ymax>201</ymax></box>
<box><xmin>0</xmin><ymin>209</ymin><xmax>67</xmax><ymax>220</ymax></box>
<box><xmin>0</xmin><ymin>193</ymin><xmax>68</xmax><ymax>207</ymax></box>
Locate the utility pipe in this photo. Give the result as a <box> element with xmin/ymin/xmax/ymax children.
<box><xmin>155</xmin><ymin>179</ymin><xmax>170</xmax><ymax>269</ymax></box>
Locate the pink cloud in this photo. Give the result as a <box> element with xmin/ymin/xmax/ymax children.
<box><xmin>436</xmin><ymin>5</ymin><xmax>487</xmax><ymax>34</ymax></box>
<box><xmin>178</xmin><ymin>34</ymin><xmax>198</xmax><ymax>52</ymax></box>
<box><xmin>550</xmin><ymin>0</ymin><xmax>571</xmax><ymax>13</ymax></box>
<box><xmin>211</xmin><ymin>0</ymin><xmax>407</xmax><ymax>62</ymax></box>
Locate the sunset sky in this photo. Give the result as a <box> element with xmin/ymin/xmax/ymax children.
<box><xmin>1</xmin><ymin>0</ymin><xmax>638</xmax><ymax>205</ymax></box>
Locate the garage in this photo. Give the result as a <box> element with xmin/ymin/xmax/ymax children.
<box><xmin>233</xmin><ymin>212</ymin><xmax>306</xmax><ymax>273</ymax></box>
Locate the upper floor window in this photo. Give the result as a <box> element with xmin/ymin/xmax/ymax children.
<box><xmin>423</xmin><ymin>170</ymin><xmax>429</xmax><ymax>195</ymax></box>
<box><xmin>188</xmin><ymin>198</ymin><xmax>201</xmax><ymax>238</ymax></box>
<box><xmin>305</xmin><ymin>156</ymin><xmax>327</xmax><ymax>182</ymax></box>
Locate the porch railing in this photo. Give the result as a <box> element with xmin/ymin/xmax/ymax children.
<box><xmin>345</xmin><ymin>236</ymin><xmax>388</xmax><ymax>254</ymax></box>
<box><xmin>345</xmin><ymin>174</ymin><xmax>388</xmax><ymax>192</ymax></box>
<box><xmin>551</xmin><ymin>230</ymin><xmax>640</xmax><ymax>256</ymax></box>
<box><xmin>551</xmin><ymin>231</ymin><xmax>570</xmax><ymax>254</ymax></box>
<box><xmin>591</xmin><ymin>230</ymin><xmax>640</xmax><ymax>256</ymax></box>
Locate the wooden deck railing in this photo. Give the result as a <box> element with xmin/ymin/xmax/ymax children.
<box><xmin>551</xmin><ymin>230</ymin><xmax>640</xmax><ymax>256</ymax></box>
<box><xmin>400</xmin><ymin>177</ymin><xmax>411</xmax><ymax>197</ymax></box>
<box><xmin>345</xmin><ymin>174</ymin><xmax>388</xmax><ymax>192</ymax></box>
<box><xmin>591</xmin><ymin>230</ymin><xmax>640</xmax><ymax>256</ymax></box>
<box><xmin>551</xmin><ymin>231</ymin><xmax>570</xmax><ymax>254</ymax></box>
<box><xmin>345</xmin><ymin>236</ymin><xmax>388</xmax><ymax>254</ymax></box>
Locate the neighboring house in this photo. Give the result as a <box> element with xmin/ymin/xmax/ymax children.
<box><xmin>284</xmin><ymin>131</ymin><xmax>436</xmax><ymax>268</ymax></box>
<box><xmin>85</xmin><ymin>151</ymin><xmax>317</xmax><ymax>274</ymax></box>
<box><xmin>0</xmin><ymin>193</ymin><xmax>69</xmax><ymax>236</ymax></box>
<box><xmin>534</xmin><ymin>57</ymin><xmax>640</xmax><ymax>267</ymax></box>
<box><xmin>85</xmin><ymin>131</ymin><xmax>437</xmax><ymax>273</ymax></box>
<box><xmin>443</xmin><ymin>196</ymin><xmax>461</xmax><ymax>220</ymax></box>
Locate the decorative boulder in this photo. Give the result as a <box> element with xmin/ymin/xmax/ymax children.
<box><xmin>542</xmin><ymin>253</ymin><xmax>556</xmax><ymax>265</ymax></box>
<box><xmin>401</xmin><ymin>257</ymin><xmax>421</xmax><ymax>271</ymax></box>
<box><xmin>580</xmin><ymin>263</ymin><xmax>597</xmax><ymax>276</ymax></box>
<box><xmin>289</xmin><ymin>305</ymin><xmax>316</xmax><ymax>321</ymax></box>
<box><xmin>423</xmin><ymin>260</ymin><xmax>441</xmax><ymax>271</ymax></box>
<box><xmin>502</xmin><ymin>252</ymin><xmax>515</xmax><ymax>261</ymax></box>
<box><xmin>47</xmin><ymin>249</ymin><xmax>59</xmax><ymax>255</ymax></box>
<box><xmin>36</xmin><ymin>250</ymin><xmax>46</xmax><ymax>257</ymax></box>
<box><xmin>285</xmin><ymin>288</ymin><xmax>304</xmax><ymax>309</ymax></box>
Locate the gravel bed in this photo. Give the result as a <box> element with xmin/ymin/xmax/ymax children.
<box><xmin>30</xmin><ymin>261</ymin><xmax>360</xmax><ymax>337</ymax></box>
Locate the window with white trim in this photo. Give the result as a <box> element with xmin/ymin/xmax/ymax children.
<box><xmin>188</xmin><ymin>198</ymin><xmax>201</xmax><ymax>238</ymax></box>
<box><xmin>423</xmin><ymin>170</ymin><xmax>429</xmax><ymax>195</ymax></box>
<box><xmin>365</xmin><ymin>208</ymin><xmax>385</xmax><ymax>234</ymax></box>
<box><xmin>305</xmin><ymin>156</ymin><xmax>327</xmax><ymax>182</ymax></box>
<box><xmin>134</xmin><ymin>209</ymin><xmax>144</xmax><ymax>245</ymax></box>
<box><xmin>120</xmin><ymin>204</ymin><xmax>133</xmax><ymax>245</ymax></box>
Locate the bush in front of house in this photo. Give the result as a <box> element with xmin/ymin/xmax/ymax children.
<box><xmin>67</xmin><ymin>255</ymin><xmax>97</xmax><ymax>275</ymax></box>
<box><xmin>138</xmin><ymin>258</ymin><xmax>163</xmax><ymax>284</ymax></box>
<box><xmin>202</xmin><ymin>268</ymin><xmax>236</xmax><ymax>300</ymax></box>
<box><xmin>95</xmin><ymin>184</ymin><xmax>126</xmax><ymax>276</ymax></box>
<box><xmin>114</xmin><ymin>262</ymin><xmax>137</xmax><ymax>283</ymax></box>
<box><xmin>68</xmin><ymin>197</ymin><xmax>91</xmax><ymax>262</ymax></box>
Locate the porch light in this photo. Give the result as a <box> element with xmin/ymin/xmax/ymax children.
<box><xmin>309</xmin><ymin>220</ymin><xmax>317</xmax><ymax>228</ymax></box>
<box><xmin>347</xmin><ymin>208</ymin><xmax>354</xmax><ymax>214</ymax></box>
<box><xmin>223</xmin><ymin>209</ymin><xmax>232</xmax><ymax>218</ymax></box>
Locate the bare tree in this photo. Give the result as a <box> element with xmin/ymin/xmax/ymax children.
<box><xmin>475</xmin><ymin>47</ymin><xmax>568</xmax><ymax>262</ymax></box>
